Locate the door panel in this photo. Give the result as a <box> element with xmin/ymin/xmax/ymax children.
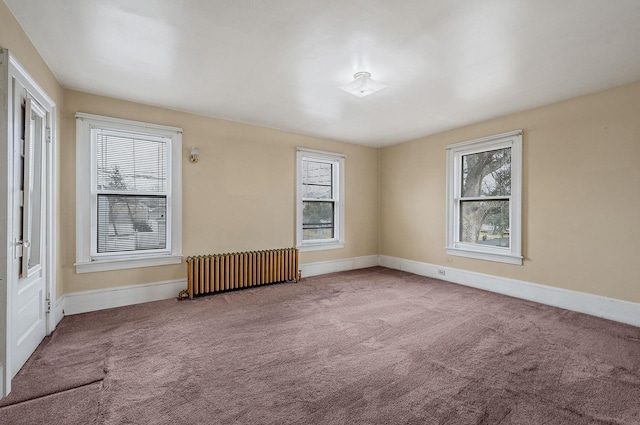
<box><xmin>15</xmin><ymin>288</ymin><xmax>41</xmax><ymax>344</ymax></box>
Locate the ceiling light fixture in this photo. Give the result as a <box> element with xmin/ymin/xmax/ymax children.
<box><xmin>338</xmin><ymin>72</ymin><xmax>387</xmax><ymax>97</ymax></box>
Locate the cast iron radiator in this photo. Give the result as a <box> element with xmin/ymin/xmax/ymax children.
<box><xmin>178</xmin><ymin>248</ymin><xmax>299</xmax><ymax>300</ymax></box>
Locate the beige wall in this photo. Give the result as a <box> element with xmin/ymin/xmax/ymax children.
<box><xmin>3</xmin><ymin>0</ymin><xmax>640</xmax><ymax>305</ymax></box>
<box><xmin>62</xmin><ymin>90</ymin><xmax>379</xmax><ymax>293</ymax></box>
<box><xmin>380</xmin><ymin>80</ymin><xmax>640</xmax><ymax>303</ymax></box>
<box><xmin>1</xmin><ymin>0</ymin><xmax>64</xmax><ymax>297</ymax></box>
<box><xmin>0</xmin><ymin>2</ymin><xmax>62</xmax><ymax>102</ymax></box>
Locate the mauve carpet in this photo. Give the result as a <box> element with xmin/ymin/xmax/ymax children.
<box><xmin>1</xmin><ymin>267</ymin><xmax>639</xmax><ymax>424</ymax></box>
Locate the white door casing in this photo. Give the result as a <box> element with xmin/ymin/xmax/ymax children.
<box><xmin>0</xmin><ymin>48</ymin><xmax>57</xmax><ymax>398</ymax></box>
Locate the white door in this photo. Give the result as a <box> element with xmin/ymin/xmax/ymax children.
<box><xmin>10</xmin><ymin>84</ymin><xmax>48</xmax><ymax>375</ymax></box>
<box><xmin>1</xmin><ymin>49</ymin><xmax>56</xmax><ymax>398</ymax></box>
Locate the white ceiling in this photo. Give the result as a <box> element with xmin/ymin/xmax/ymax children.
<box><xmin>5</xmin><ymin>0</ymin><xmax>640</xmax><ymax>147</ymax></box>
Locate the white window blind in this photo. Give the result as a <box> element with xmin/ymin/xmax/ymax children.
<box><xmin>93</xmin><ymin>129</ymin><xmax>170</xmax><ymax>255</ymax></box>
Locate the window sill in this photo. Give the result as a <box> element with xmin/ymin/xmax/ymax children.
<box><xmin>297</xmin><ymin>242</ymin><xmax>344</xmax><ymax>252</ymax></box>
<box><xmin>446</xmin><ymin>247</ymin><xmax>522</xmax><ymax>265</ymax></box>
<box><xmin>75</xmin><ymin>254</ymin><xmax>183</xmax><ymax>273</ymax></box>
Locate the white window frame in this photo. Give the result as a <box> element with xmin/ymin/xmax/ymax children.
<box><xmin>75</xmin><ymin>113</ymin><xmax>182</xmax><ymax>273</ymax></box>
<box><xmin>296</xmin><ymin>148</ymin><xmax>345</xmax><ymax>252</ymax></box>
<box><xmin>445</xmin><ymin>130</ymin><xmax>523</xmax><ymax>265</ymax></box>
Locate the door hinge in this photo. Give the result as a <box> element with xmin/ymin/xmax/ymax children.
<box><xmin>46</xmin><ymin>294</ymin><xmax>51</xmax><ymax>314</ymax></box>
<box><xmin>46</xmin><ymin>127</ymin><xmax>52</xmax><ymax>143</ymax></box>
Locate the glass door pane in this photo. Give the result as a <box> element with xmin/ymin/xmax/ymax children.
<box><xmin>21</xmin><ymin>97</ymin><xmax>46</xmax><ymax>275</ymax></box>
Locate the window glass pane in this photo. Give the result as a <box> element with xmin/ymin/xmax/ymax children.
<box><xmin>460</xmin><ymin>200</ymin><xmax>510</xmax><ymax>247</ymax></box>
<box><xmin>97</xmin><ymin>194</ymin><xmax>167</xmax><ymax>253</ymax></box>
<box><xmin>96</xmin><ymin>130</ymin><xmax>168</xmax><ymax>193</ymax></box>
<box><xmin>302</xmin><ymin>201</ymin><xmax>334</xmax><ymax>240</ymax></box>
<box><xmin>302</xmin><ymin>160</ymin><xmax>332</xmax><ymax>199</ymax></box>
<box><xmin>462</xmin><ymin>147</ymin><xmax>511</xmax><ymax>197</ymax></box>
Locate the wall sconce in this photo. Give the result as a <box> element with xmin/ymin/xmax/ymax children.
<box><xmin>189</xmin><ymin>146</ymin><xmax>199</xmax><ymax>163</ymax></box>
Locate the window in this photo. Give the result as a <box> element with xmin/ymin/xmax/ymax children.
<box><xmin>445</xmin><ymin>130</ymin><xmax>522</xmax><ymax>265</ymax></box>
<box><xmin>296</xmin><ymin>148</ymin><xmax>345</xmax><ymax>251</ymax></box>
<box><xmin>75</xmin><ymin>113</ymin><xmax>182</xmax><ymax>272</ymax></box>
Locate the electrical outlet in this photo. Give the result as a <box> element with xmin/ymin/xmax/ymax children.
<box><xmin>438</xmin><ymin>269</ymin><xmax>446</xmax><ymax>276</ymax></box>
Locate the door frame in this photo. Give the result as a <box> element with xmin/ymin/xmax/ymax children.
<box><xmin>0</xmin><ymin>48</ymin><xmax>57</xmax><ymax>398</ymax></box>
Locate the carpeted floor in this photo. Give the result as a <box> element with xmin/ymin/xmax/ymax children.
<box><xmin>1</xmin><ymin>267</ymin><xmax>639</xmax><ymax>424</ymax></box>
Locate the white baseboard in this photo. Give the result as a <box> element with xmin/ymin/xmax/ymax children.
<box><xmin>0</xmin><ymin>364</ymin><xmax>4</xmax><ymax>399</ymax></box>
<box><xmin>57</xmin><ymin>255</ymin><xmax>640</xmax><ymax>328</ymax></box>
<box><xmin>54</xmin><ymin>296</ymin><xmax>65</xmax><ymax>326</ymax></box>
<box><xmin>61</xmin><ymin>255</ymin><xmax>378</xmax><ymax>316</ymax></box>
<box><xmin>300</xmin><ymin>255</ymin><xmax>379</xmax><ymax>278</ymax></box>
<box><xmin>379</xmin><ymin>255</ymin><xmax>640</xmax><ymax>328</ymax></box>
<box><xmin>63</xmin><ymin>278</ymin><xmax>187</xmax><ymax>315</ymax></box>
